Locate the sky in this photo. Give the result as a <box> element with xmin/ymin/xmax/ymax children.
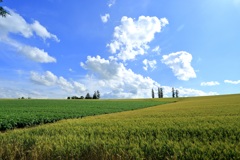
<box><xmin>0</xmin><ymin>0</ymin><xmax>240</xmax><ymax>99</ymax></box>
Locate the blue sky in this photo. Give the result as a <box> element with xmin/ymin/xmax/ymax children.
<box><xmin>0</xmin><ymin>0</ymin><xmax>240</xmax><ymax>98</ymax></box>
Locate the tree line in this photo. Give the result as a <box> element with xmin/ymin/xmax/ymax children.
<box><xmin>152</xmin><ymin>87</ymin><xmax>179</xmax><ymax>98</ymax></box>
<box><xmin>68</xmin><ymin>90</ymin><xmax>100</xmax><ymax>100</ymax></box>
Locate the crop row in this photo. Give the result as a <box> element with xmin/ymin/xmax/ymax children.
<box><xmin>0</xmin><ymin>99</ymin><xmax>168</xmax><ymax>131</ymax></box>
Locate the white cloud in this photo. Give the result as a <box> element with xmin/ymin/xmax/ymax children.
<box><xmin>107</xmin><ymin>0</ymin><xmax>116</xmax><ymax>7</ymax></box>
<box><xmin>0</xmin><ymin>8</ymin><xmax>58</xmax><ymax>63</ymax></box>
<box><xmin>31</xmin><ymin>20</ymin><xmax>60</xmax><ymax>42</ymax></box>
<box><xmin>2</xmin><ymin>36</ymin><xmax>56</xmax><ymax>63</ymax></box>
<box><xmin>57</xmin><ymin>76</ymin><xmax>74</xmax><ymax>92</ymax></box>
<box><xmin>161</xmin><ymin>51</ymin><xmax>196</xmax><ymax>81</ymax></box>
<box><xmin>73</xmin><ymin>82</ymin><xmax>86</xmax><ymax>93</ymax></box>
<box><xmin>79</xmin><ymin>56</ymin><xmax>215</xmax><ymax>98</ymax></box>
<box><xmin>80</xmin><ymin>55</ymin><xmax>160</xmax><ymax>98</ymax></box>
<box><xmin>0</xmin><ymin>8</ymin><xmax>59</xmax><ymax>42</ymax></box>
<box><xmin>175</xmin><ymin>87</ymin><xmax>218</xmax><ymax>97</ymax></box>
<box><xmin>152</xmin><ymin>46</ymin><xmax>161</xmax><ymax>53</ymax></box>
<box><xmin>143</xmin><ymin>59</ymin><xmax>157</xmax><ymax>71</ymax></box>
<box><xmin>100</xmin><ymin>14</ymin><xmax>110</xmax><ymax>23</ymax></box>
<box><xmin>19</xmin><ymin>45</ymin><xmax>56</xmax><ymax>63</ymax></box>
<box><xmin>224</xmin><ymin>80</ymin><xmax>240</xmax><ymax>84</ymax></box>
<box><xmin>107</xmin><ymin>16</ymin><xmax>168</xmax><ymax>61</ymax></box>
<box><xmin>0</xmin><ymin>8</ymin><xmax>33</xmax><ymax>38</ymax></box>
<box><xmin>30</xmin><ymin>71</ymin><xmax>86</xmax><ymax>93</ymax></box>
<box><xmin>30</xmin><ymin>71</ymin><xmax>58</xmax><ymax>86</ymax></box>
<box><xmin>201</xmin><ymin>81</ymin><xmax>220</xmax><ymax>86</ymax></box>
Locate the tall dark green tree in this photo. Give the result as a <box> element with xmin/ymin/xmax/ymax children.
<box><xmin>152</xmin><ymin>88</ymin><xmax>154</xmax><ymax>99</ymax></box>
<box><xmin>172</xmin><ymin>87</ymin><xmax>175</xmax><ymax>98</ymax></box>
<box><xmin>96</xmin><ymin>90</ymin><xmax>100</xmax><ymax>99</ymax></box>
<box><xmin>158</xmin><ymin>87</ymin><xmax>163</xmax><ymax>98</ymax></box>
<box><xmin>85</xmin><ymin>93</ymin><xmax>92</xmax><ymax>99</ymax></box>
<box><xmin>93</xmin><ymin>92</ymin><xmax>97</xmax><ymax>99</ymax></box>
<box><xmin>158</xmin><ymin>87</ymin><xmax>161</xmax><ymax>98</ymax></box>
<box><xmin>93</xmin><ymin>90</ymin><xmax>100</xmax><ymax>99</ymax></box>
<box><xmin>176</xmin><ymin>90</ymin><xmax>179</xmax><ymax>98</ymax></box>
<box><xmin>160</xmin><ymin>88</ymin><xmax>163</xmax><ymax>98</ymax></box>
<box><xmin>0</xmin><ymin>0</ymin><xmax>8</xmax><ymax>17</ymax></box>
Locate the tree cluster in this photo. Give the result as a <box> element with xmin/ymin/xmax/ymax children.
<box><xmin>68</xmin><ymin>90</ymin><xmax>100</xmax><ymax>100</ymax></box>
<box><xmin>152</xmin><ymin>87</ymin><xmax>164</xmax><ymax>98</ymax></box>
<box><xmin>152</xmin><ymin>87</ymin><xmax>179</xmax><ymax>98</ymax></box>
<box><xmin>172</xmin><ymin>87</ymin><xmax>179</xmax><ymax>98</ymax></box>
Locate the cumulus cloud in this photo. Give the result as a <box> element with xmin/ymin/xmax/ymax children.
<box><xmin>161</xmin><ymin>51</ymin><xmax>196</xmax><ymax>81</ymax></box>
<box><xmin>224</xmin><ymin>80</ymin><xmax>240</xmax><ymax>84</ymax></box>
<box><xmin>80</xmin><ymin>56</ymin><xmax>217</xmax><ymax>98</ymax></box>
<box><xmin>0</xmin><ymin>8</ymin><xmax>59</xmax><ymax>63</ymax></box>
<box><xmin>201</xmin><ymin>81</ymin><xmax>220</xmax><ymax>86</ymax></box>
<box><xmin>142</xmin><ymin>59</ymin><xmax>157</xmax><ymax>71</ymax></box>
<box><xmin>80</xmin><ymin>55</ymin><xmax>160</xmax><ymax>98</ymax></box>
<box><xmin>100</xmin><ymin>14</ymin><xmax>110</xmax><ymax>23</ymax></box>
<box><xmin>30</xmin><ymin>71</ymin><xmax>86</xmax><ymax>93</ymax></box>
<box><xmin>107</xmin><ymin>16</ymin><xmax>168</xmax><ymax>61</ymax></box>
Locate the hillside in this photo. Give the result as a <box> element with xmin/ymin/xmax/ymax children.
<box><xmin>0</xmin><ymin>94</ymin><xmax>240</xmax><ymax>159</ymax></box>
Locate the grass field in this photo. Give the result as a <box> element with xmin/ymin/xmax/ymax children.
<box><xmin>0</xmin><ymin>99</ymin><xmax>170</xmax><ymax>131</ymax></box>
<box><xmin>0</xmin><ymin>94</ymin><xmax>240</xmax><ymax>159</ymax></box>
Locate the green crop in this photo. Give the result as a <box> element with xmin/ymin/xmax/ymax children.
<box><xmin>0</xmin><ymin>94</ymin><xmax>240</xmax><ymax>159</ymax></box>
<box><xmin>0</xmin><ymin>99</ymin><xmax>169</xmax><ymax>131</ymax></box>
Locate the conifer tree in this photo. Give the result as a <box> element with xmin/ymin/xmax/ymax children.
<box><xmin>158</xmin><ymin>87</ymin><xmax>161</xmax><ymax>98</ymax></box>
<box><xmin>172</xmin><ymin>87</ymin><xmax>175</xmax><ymax>98</ymax></box>
<box><xmin>160</xmin><ymin>88</ymin><xmax>163</xmax><ymax>98</ymax></box>
<box><xmin>96</xmin><ymin>90</ymin><xmax>100</xmax><ymax>99</ymax></box>
<box><xmin>152</xmin><ymin>88</ymin><xmax>155</xmax><ymax>98</ymax></box>
<box><xmin>176</xmin><ymin>90</ymin><xmax>179</xmax><ymax>98</ymax></box>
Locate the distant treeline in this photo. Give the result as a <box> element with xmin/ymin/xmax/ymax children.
<box><xmin>68</xmin><ymin>90</ymin><xmax>100</xmax><ymax>100</ymax></box>
<box><xmin>152</xmin><ymin>87</ymin><xmax>179</xmax><ymax>98</ymax></box>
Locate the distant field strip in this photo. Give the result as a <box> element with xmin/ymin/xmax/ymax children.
<box><xmin>0</xmin><ymin>99</ymin><xmax>170</xmax><ymax>131</ymax></box>
<box><xmin>0</xmin><ymin>95</ymin><xmax>240</xmax><ymax>159</ymax></box>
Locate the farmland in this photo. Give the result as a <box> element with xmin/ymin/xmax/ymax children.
<box><xmin>0</xmin><ymin>99</ymin><xmax>170</xmax><ymax>131</ymax></box>
<box><xmin>0</xmin><ymin>94</ymin><xmax>240</xmax><ymax>159</ymax></box>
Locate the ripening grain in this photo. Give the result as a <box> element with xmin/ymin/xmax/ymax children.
<box><xmin>0</xmin><ymin>94</ymin><xmax>240</xmax><ymax>159</ymax></box>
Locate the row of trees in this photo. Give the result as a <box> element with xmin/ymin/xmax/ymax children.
<box><xmin>68</xmin><ymin>90</ymin><xmax>100</xmax><ymax>100</ymax></box>
<box><xmin>172</xmin><ymin>88</ymin><xmax>179</xmax><ymax>98</ymax></box>
<box><xmin>152</xmin><ymin>87</ymin><xmax>179</xmax><ymax>98</ymax></box>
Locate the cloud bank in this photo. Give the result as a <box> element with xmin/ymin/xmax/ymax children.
<box><xmin>80</xmin><ymin>55</ymin><xmax>160</xmax><ymax>98</ymax></box>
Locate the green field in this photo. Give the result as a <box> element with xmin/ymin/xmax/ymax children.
<box><xmin>0</xmin><ymin>94</ymin><xmax>240</xmax><ymax>159</ymax></box>
<box><xmin>0</xmin><ymin>99</ymin><xmax>170</xmax><ymax>131</ymax></box>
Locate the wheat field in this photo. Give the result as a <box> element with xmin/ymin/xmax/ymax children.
<box><xmin>0</xmin><ymin>94</ymin><xmax>240</xmax><ymax>159</ymax></box>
